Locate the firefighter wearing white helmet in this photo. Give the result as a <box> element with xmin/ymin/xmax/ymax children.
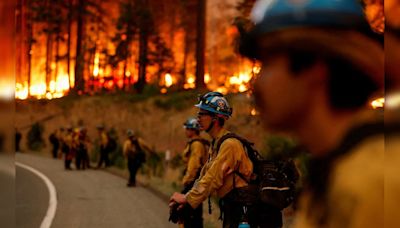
<box><xmin>178</xmin><ymin>117</ymin><xmax>209</xmax><ymax>227</ymax></box>
<box><xmin>238</xmin><ymin>0</ymin><xmax>384</xmax><ymax>227</ymax></box>
<box><xmin>170</xmin><ymin>92</ymin><xmax>256</xmax><ymax>228</ymax></box>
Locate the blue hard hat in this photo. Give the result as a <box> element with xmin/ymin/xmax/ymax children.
<box><xmin>251</xmin><ymin>0</ymin><xmax>368</xmax><ymax>33</ymax></box>
<box><xmin>183</xmin><ymin>118</ymin><xmax>200</xmax><ymax>130</ymax></box>
<box><xmin>238</xmin><ymin>0</ymin><xmax>384</xmax><ymax>87</ymax></box>
<box><xmin>195</xmin><ymin>92</ymin><xmax>233</xmax><ymax>117</ymax></box>
<box><xmin>239</xmin><ymin>0</ymin><xmax>379</xmax><ymax>59</ymax></box>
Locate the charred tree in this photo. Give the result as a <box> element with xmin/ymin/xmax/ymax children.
<box><xmin>195</xmin><ymin>0</ymin><xmax>206</xmax><ymax>89</ymax></box>
<box><xmin>73</xmin><ymin>0</ymin><xmax>85</xmax><ymax>93</ymax></box>
<box><xmin>67</xmin><ymin>0</ymin><xmax>73</xmax><ymax>90</ymax></box>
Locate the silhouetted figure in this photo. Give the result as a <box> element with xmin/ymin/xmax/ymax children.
<box><xmin>49</xmin><ymin>130</ymin><xmax>59</xmax><ymax>158</ymax></box>
<box><xmin>15</xmin><ymin>129</ymin><xmax>22</xmax><ymax>152</ymax></box>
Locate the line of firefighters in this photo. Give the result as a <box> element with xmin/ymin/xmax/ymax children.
<box><xmin>49</xmin><ymin>125</ymin><xmax>112</xmax><ymax>170</ymax></box>
<box><xmin>48</xmin><ymin>125</ymin><xmax>154</xmax><ymax>187</ymax></box>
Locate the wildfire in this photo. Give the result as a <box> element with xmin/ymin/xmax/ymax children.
<box><xmin>183</xmin><ymin>74</ymin><xmax>196</xmax><ymax>89</ymax></box>
<box><xmin>165</xmin><ymin>73</ymin><xmax>173</xmax><ymax>88</ymax></box>
<box><xmin>16</xmin><ymin>58</ymin><xmax>259</xmax><ymax>99</ymax></box>
<box><xmin>0</xmin><ymin>82</ymin><xmax>14</xmax><ymax>100</ymax></box>
<box><xmin>371</xmin><ymin>97</ymin><xmax>384</xmax><ymax>109</ymax></box>
<box><xmin>15</xmin><ymin>71</ymin><xmax>71</xmax><ymax>100</ymax></box>
<box><xmin>211</xmin><ymin>61</ymin><xmax>260</xmax><ymax>94</ymax></box>
<box><xmin>93</xmin><ymin>52</ymin><xmax>100</xmax><ymax>77</ymax></box>
<box><xmin>250</xmin><ymin>108</ymin><xmax>258</xmax><ymax>116</ymax></box>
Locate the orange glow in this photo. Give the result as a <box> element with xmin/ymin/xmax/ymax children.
<box><xmin>204</xmin><ymin>73</ymin><xmax>211</xmax><ymax>84</ymax></box>
<box><xmin>93</xmin><ymin>52</ymin><xmax>100</xmax><ymax>77</ymax></box>
<box><xmin>387</xmin><ymin>92</ymin><xmax>400</xmax><ymax>109</ymax></box>
<box><xmin>0</xmin><ymin>82</ymin><xmax>14</xmax><ymax>99</ymax></box>
<box><xmin>16</xmin><ymin>69</ymin><xmax>71</xmax><ymax>100</ymax></box>
<box><xmin>160</xmin><ymin>88</ymin><xmax>167</xmax><ymax>94</ymax></box>
<box><xmin>371</xmin><ymin>97</ymin><xmax>384</xmax><ymax>109</ymax></box>
<box><xmin>164</xmin><ymin>73</ymin><xmax>173</xmax><ymax>87</ymax></box>
<box><xmin>250</xmin><ymin>108</ymin><xmax>258</xmax><ymax>116</ymax></box>
<box><xmin>184</xmin><ymin>74</ymin><xmax>196</xmax><ymax>89</ymax></box>
<box><xmin>364</xmin><ymin>0</ymin><xmax>384</xmax><ymax>33</ymax></box>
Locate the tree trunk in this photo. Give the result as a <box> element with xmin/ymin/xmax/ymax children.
<box><xmin>179</xmin><ymin>30</ymin><xmax>190</xmax><ymax>89</ymax></box>
<box><xmin>123</xmin><ymin>58</ymin><xmax>128</xmax><ymax>91</ymax></box>
<box><xmin>55</xmin><ymin>34</ymin><xmax>60</xmax><ymax>87</ymax></box>
<box><xmin>74</xmin><ymin>0</ymin><xmax>85</xmax><ymax>93</ymax></box>
<box><xmin>195</xmin><ymin>0</ymin><xmax>206</xmax><ymax>89</ymax></box>
<box><xmin>16</xmin><ymin>0</ymin><xmax>23</xmax><ymax>87</ymax></box>
<box><xmin>27</xmin><ymin>19</ymin><xmax>33</xmax><ymax>98</ymax></box>
<box><xmin>137</xmin><ymin>28</ymin><xmax>148</xmax><ymax>93</ymax></box>
<box><xmin>67</xmin><ymin>0</ymin><xmax>72</xmax><ymax>90</ymax></box>
<box><xmin>45</xmin><ymin>32</ymin><xmax>53</xmax><ymax>92</ymax></box>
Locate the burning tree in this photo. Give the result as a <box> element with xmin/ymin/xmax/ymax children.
<box><xmin>15</xmin><ymin>0</ymin><xmax>267</xmax><ymax>99</ymax></box>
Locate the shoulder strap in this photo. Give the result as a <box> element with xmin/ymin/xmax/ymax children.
<box><xmin>215</xmin><ymin>133</ymin><xmax>253</xmax><ymax>185</ymax></box>
<box><xmin>216</xmin><ymin>133</ymin><xmax>263</xmax><ymax>160</ymax></box>
<box><xmin>189</xmin><ymin>138</ymin><xmax>210</xmax><ymax>147</ymax></box>
<box><xmin>187</xmin><ymin>138</ymin><xmax>210</xmax><ymax>159</ymax></box>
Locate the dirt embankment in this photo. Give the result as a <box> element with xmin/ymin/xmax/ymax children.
<box><xmin>15</xmin><ymin>93</ymin><xmax>267</xmax><ymax>155</ymax></box>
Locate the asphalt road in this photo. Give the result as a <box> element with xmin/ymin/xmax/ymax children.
<box><xmin>16</xmin><ymin>165</ymin><xmax>49</xmax><ymax>228</ymax></box>
<box><xmin>0</xmin><ymin>154</ymin><xmax>15</xmax><ymax>228</ymax></box>
<box><xmin>16</xmin><ymin>153</ymin><xmax>175</xmax><ymax>228</ymax></box>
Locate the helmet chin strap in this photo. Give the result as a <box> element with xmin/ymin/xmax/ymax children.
<box><xmin>205</xmin><ymin>118</ymin><xmax>217</xmax><ymax>133</ymax></box>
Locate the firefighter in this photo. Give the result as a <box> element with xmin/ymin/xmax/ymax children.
<box><xmin>123</xmin><ymin>129</ymin><xmax>153</xmax><ymax>187</ymax></box>
<box><xmin>238</xmin><ymin>0</ymin><xmax>384</xmax><ymax>227</ymax></box>
<box><xmin>169</xmin><ymin>92</ymin><xmax>254</xmax><ymax>228</ymax></box>
<box><xmin>96</xmin><ymin>125</ymin><xmax>110</xmax><ymax>168</ymax></box>
<box><xmin>384</xmin><ymin>1</ymin><xmax>400</xmax><ymax>227</ymax></box>
<box><xmin>62</xmin><ymin>126</ymin><xmax>74</xmax><ymax>170</ymax></box>
<box><xmin>180</xmin><ymin>117</ymin><xmax>209</xmax><ymax>228</ymax></box>
<box><xmin>76</xmin><ymin>127</ymin><xmax>91</xmax><ymax>170</ymax></box>
<box><xmin>49</xmin><ymin>129</ymin><xmax>60</xmax><ymax>159</ymax></box>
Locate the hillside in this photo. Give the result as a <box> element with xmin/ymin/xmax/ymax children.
<box><xmin>15</xmin><ymin>91</ymin><xmax>267</xmax><ymax>156</ymax></box>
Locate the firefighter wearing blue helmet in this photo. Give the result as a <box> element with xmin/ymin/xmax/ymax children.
<box><xmin>178</xmin><ymin>117</ymin><xmax>209</xmax><ymax>227</ymax></box>
<box><xmin>239</xmin><ymin>0</ymin><xmax>384</xmax><ymax>227</ymax></box>
<box><xmin>170</xmin><ymin>92</ymin><xmax>255</xmax><ymax>228</ymax></box>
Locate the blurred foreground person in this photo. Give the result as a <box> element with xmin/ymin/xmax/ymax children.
<box><xmin>180</xmin><ymin>117</ymin><xmax>209</xmax><ymax>228</ymax></box>
<box><xmin>239</xmin><ymin>0</ymin><xmax>384</xmax><ymax>227</ymax></box>
<box><xmin>123</xmin><ymin>129</ymin><xmax>153</xmax><ymax>187</ymax></box>
<box><xmin>384</xmin><ymin>0</ymin><xmax>400</xmax><ymax>227</ymax></box>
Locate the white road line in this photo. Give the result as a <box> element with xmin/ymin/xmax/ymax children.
<box><xmin>16</xmin><ymin>162</ymin><xmax>57</xmax><ymax>228</ymax></box>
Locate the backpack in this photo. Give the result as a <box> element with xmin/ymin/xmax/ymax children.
<box><xmin>216</xmin><ymin>133</ymin><xmax>299</xmax><ymax>210</ymax></box>
<box><xmin>106</xmin><ymin>136</ymin><xmax>117</xmax><ymax>152</ymax></box>
<box><xmin>130</xmin><ymin>138</ymin><xmax>146</xmax><ymax>163</ymax></box>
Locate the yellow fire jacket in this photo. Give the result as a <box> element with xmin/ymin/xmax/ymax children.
<box><xmin>293</xmin><ymin>133</ymin><xmax>384</xmax><ymax>228</ymax></box>
<box><xmin>182</xmin><ymin>137</ymin><xmax>208</xmax><ymax>186</ymax></box>
<box><xmin>185</xmin><ymin>129</ymin><xmax>253</xmax><ymax>209</ymax></box>
<box><xmin>123</xmin><ymin>137</ymin><xmax>152</xmax><ymax>158</ymax></box>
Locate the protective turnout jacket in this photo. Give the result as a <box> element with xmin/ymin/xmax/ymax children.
<box><xmin>294</xmin><ymin>123</ymin><xmax>384</xmax><ymax>228</ymax></box>
<box><xmin>185</xmin><ymin>129</ymin><xmax>253</xmax><ymax>209</ymax></box>
<box><xmin>123</xmin><ymin>137</ymin><xmax>152</xmax><ymax>159</ymax></box>
<box><xmin>182</xmin><ymin>136</ymin><xmax>208</xmax><ymax>186</ymax></box>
